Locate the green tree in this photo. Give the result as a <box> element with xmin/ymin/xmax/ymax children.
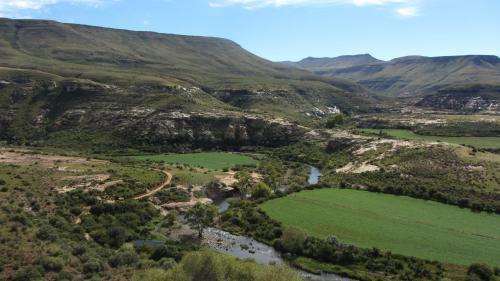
<box><xmin>235</xmin><ymin>171</ymin><xmax>252</xmax><ymax>199</ymax></box>
<box><xmin>251</xmin><ymin>182</ymin><xmax>272</xmax><ymax>199</ymax></box>
<box><xmin>325</xmin><ymin>113</ymin><xmax>347</xmax><ymax>128</ymax></box>
<box><xmin>185</xmin><ymin>203</ymin><xmax>217</xmax><ymax>238</ymax></box>
<box><xmin>280</xmin><ymin>226</ymin><xmax>307</xmax><ymax>254</ymax></box>
<box><xmin>264</xmin><ymin>168</ymin><xmax>281</xmax><ymax>191</ymax></box>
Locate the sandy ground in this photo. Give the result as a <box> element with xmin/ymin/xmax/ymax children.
<box><xmin>336</xmin><ymin>162</ymin><xmax>380</xmax><ymax>174</ymax></box>
<box><xmin>215</xmin><ymin>171</ymin><xmax>262</xmax><ymax>188</ymax></box>
<box><xmin>0</xmin><ymin>149</ymin><xmax>106</xmax><ymax>167</ymax></box>
<box><xmin>0</xmin><ymin>149</ymin><xmax>123</xmax><ymax>193</ymax></box>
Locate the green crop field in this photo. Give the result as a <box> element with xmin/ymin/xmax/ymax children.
<box><xmin>129</xmin><ymin>152</ymin><xmax>258</xmax><ymax>170</ymax></box>
<box><xmin>260</xmin><ymin>188</ymin><xmax>500</xmax><ymax>266</ymax></box>
<box><xmin>360</xmin><ymin>128</ymin><xmax>500</xmax><ymax>149</ymax></box>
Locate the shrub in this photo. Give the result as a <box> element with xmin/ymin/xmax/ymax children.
<box><xmin>83</xmin><ymin>259</ymin><xmax>102</xmax><ymax>274</ymax></box>
<box><xmin>279</xmin><ymin>226</ymin><xmax>307</xmax><ymax>254</ymax></box>
<box><xmin>109</xmin><ymin>250</ymin><xmax>138</xmax><ymax>267</ymax></box>
<box><xmin>0</xmin><ymin>179</ymin><xmax>6</xmax><ymax>185</ymax></box>
<box><xmin>134</xmin><ymin>250</ymin><xmax>303</xmax><ymax>281</ymax></box>
<box><xmin>325</xmin><ymin>113</ymin><xmax>347</xmax><ymax>128</ymax></box>
<box><xmin>72</xmin><ymin>244</ymin><xmax>87</xmax><ymax>256</ymax></box>
<box><xmin>37</xmin><ymin>226</ymin><xmax>58</xmax><ymax>242</ymax></box>
<box><xmin>41</xmin><ymin>256</ymin><xmax>64</xmax><ymax>272</ymax></box>
<box><xmin>467</xmin><ymin>263</ymin><xmax>495</xmax><ymax>281</ymax></box>
<box><xmin>251</xmin><ymin>182</ymin><xmax>272</xmax><ymax>199</ymax></box>
<box><xmin>158</xmin><ymin>258</ymin><xmax>177</xmax><ymax>270</ymax></box>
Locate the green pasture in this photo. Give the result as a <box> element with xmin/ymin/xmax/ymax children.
<box><xmin>261</xmin><ymin>188</ymin><xmax>500</xmax><ymax>266</ymax></box>
<box><xmin>129</xmin><ymin>152</ymin><xmax>258</xmax><ymax>170</ymax></box>
<box><xmin>360</xmin><ymin>128</ymin><xmax>500</xmax><ymax>149</ymax></box>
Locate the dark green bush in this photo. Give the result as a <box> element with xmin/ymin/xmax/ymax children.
<box><xmin>467</xmin><ymin>263</ymin><xmax>495</xmax><ymax>281</ymax></box>
<box><xmin>41</xmin><ymin>256</ymin><xmax>64</xmax><ymax>272</ymax></box>
<box><xmin>83</xmin><ymin>259</ymin><xmax>102</xmax><ymax>274</ymax></box>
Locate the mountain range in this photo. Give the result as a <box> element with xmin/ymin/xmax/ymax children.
<box><xmin>285</xmin><ymin>54</ymin><xmax>500</xmax><ymax>97</ymax></box>
<box><xmin>285</xmin><ymin>54</ymin><xmax>500</xmax><ymax>113</ymax></box>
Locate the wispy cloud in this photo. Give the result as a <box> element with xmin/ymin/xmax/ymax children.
<box><xmin>396</xmin><ymin>6</ymin><xmax>418</xmax><ymax>17</ymax></box>
<box><xmin>0</xmin><ymin>0</ymin><xmax>111</xmax><ymax>17</ymax></box>
<box><xmin>209</xmin><ymin>0</ymin><xmax>420</xmax><ymax>17</ymax></box>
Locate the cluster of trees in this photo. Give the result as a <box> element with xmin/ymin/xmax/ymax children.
<box><xmin>132</xmin><ymin>250</ymin><xmax>305</xmax><ymax>281</ymax></box>
<box><xmin>325</xmin><ymin>113</ymin><xmax>347</xmax><ymax>129</ymax></box>
<box><xmin>325</xmin><ymin>171</ymin><xmax>500</xmax><ymax>214</ymax></box>
<box><xmin>275</xmin><ymin>227</ymin><xmax>444</xmax><ymax>281</ymax></box>
<box><xmin>234</xmin><ymin>171</ymin><xmax>272</xmax><ymax>199</ymax></box>
<box><xmin>220</xmin><ymin>201</ymin><xmax>282</xmax><ymax>242</ymax></box>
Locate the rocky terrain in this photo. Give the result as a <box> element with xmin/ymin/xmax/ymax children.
<box><xmin>0</xmin><ymin>77</ymin><xmax>306</xmax><ymax>147</ymax></box>
<box><xmin>416</xmin><ymin>85</ymin><xmax>500</xmax><ymax>113</ymax></box>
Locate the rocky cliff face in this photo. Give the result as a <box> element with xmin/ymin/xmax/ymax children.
<box><xmin>0</xmin><ymin>78</ymin><xmax>306</xmax><ymax>147</ymax></box>
<box><xmin>415</xmin><ymin>85</ymin><xmax>500</xmax><ymax>113</ymax></box>
<box><xmin>51</xmin><ymin>108</ymin><xmax>305</xmax><ymax>147</ymax></box>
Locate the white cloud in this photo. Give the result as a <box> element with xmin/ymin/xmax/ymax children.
<box><xmin>0</xmin><ymin>0</ymin><xmax>110</xmax><ymax>17</ymax></box>
<box><xmin>396</xmin><ymin>6</ymin><xmax>418</xmax><ymax>17</ymax></box>
<box><xmin>209</xmin><ymin>0</ymin><xmax>421</xmax><ymax>16</ymax></box>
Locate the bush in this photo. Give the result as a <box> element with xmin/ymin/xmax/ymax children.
<box><xmin>12</xmin><ymin>268</ymin><xmax>44</xmax><ymax>281</ymax></box>
<box><xmin>41</xmin><ymin>256</ymin><xmax>64</xmax><ymax>272</ymax></box>
<box><xmin>72</xmin><ymin>244</ymin><xmax>87</xmax><ymax>256</ymax></box>
<box><xmin>251</xmin><ymin>182</ymin><xmax>272</xmax><ymax>199</ymax></box>
<box><xmin>109</xmin><ymin>250</ymin><xmax>138</xmax><ymax>267</ymax></box>
<box><xmin>279</xmin><ymin>226</ymin><xmax>307</xmax><ymax>254</ymax></box>
<box><xmin>158</xmin><ymin>258</ymin><xmax>177</xmax><ymax>270</ymax></box>
<box><xmin>467</xmin><ymin>263</ymin><xmax>495</xmax><ymax>281</ymax></box>
<box><xmin>134</xmin><ymin>250</ymin><xmax>304</xmax><ymax>281</ymax></box>
<box><xmin>83</xmin><ymin>259</ymin><xmax>102</xmax><ymax>274</ymax></box>
<box><xmin>37</xmin><ymin>226</ymin><xmax>58</xmax><ymax>242</ymax></box>
<box><xmin>325</xmin><ymin>113</ymin><xmax>347</xmax><ymax>128</ymax></box>
<box><xmin>0</xmin><ymin>179</ymin><xmax>6</xmax><ymax>185</ymax></box>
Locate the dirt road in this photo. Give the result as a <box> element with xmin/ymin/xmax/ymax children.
<box><xmin>134</xmin><ymin>170</ymin><xmax>172</xmax><ymax>200</ymax></box>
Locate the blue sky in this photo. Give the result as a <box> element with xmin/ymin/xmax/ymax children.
<box><xmin>0</xmin><ymin>0</ymin><xmax>499</xmax><ymax>61</ymax></box>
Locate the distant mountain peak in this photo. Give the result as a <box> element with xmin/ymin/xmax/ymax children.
<box><xmin>285</xmin><ymin>54</ymin><xmax>382</xmax><ymax>72</ymax></box>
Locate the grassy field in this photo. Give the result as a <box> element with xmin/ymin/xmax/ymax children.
<box><xmin>129</xmin><ymin>152</ymin><xmax>258</xmax><ymax>170</ymax></box>
<box><xmin>260</xmin><ymin>188</ymin><xmax>500</xmax><ymax>266</ymax></box>
<box><xmin>360</xmin><ymin>128</ymin><xmax>500</xmax><ymax>149</ymax></box>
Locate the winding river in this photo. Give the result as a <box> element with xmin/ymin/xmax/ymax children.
<box><xmin>140</xmin><ymin>166</ymin><xmax>346</xmax><ymax>280</ymax></box>
<box><xmin>206</xmin><ymin>166</ymin><xmax>348</xmax><ymax>281</ymax></box>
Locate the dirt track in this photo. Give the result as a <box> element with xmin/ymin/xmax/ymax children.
<box><xmin>134</xmin><ymin>170</ymin><xmax>172</xmax><ymax>200</ymax></box>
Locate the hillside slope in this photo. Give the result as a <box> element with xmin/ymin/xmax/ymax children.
<box><xmin>0</xmin><ymin>18</ymin><xmax>372</xmax><ymax>106</ymax></box>
<box><xmin>0</xmin><ymin>18</ymin><xmax>377</xmax><ymax>148</ymax></box>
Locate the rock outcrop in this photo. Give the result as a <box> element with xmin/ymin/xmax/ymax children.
<box><xmin>0</xmin><ymin>78</ymin><xmax>306</xmax><ymax>147</ymax></box>
<box><xmin>416</xmin><ymin>85</ymin><xmax>500</xmax><ymax>113</ymax></box>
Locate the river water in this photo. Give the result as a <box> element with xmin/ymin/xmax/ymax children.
<box><xmin>205</xmin><ymin>166</ymin><xmax>348</xmax><ymax>281</ymax></box>
<box><xmin>202</xmin><ymin>227</ymin><xmax>347</xmax><ymax>281</ymax></box>
<box><xmin>308</xmin><ymin>166</ymin><xmax>322</xmax><ymax>185</ymax></box>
